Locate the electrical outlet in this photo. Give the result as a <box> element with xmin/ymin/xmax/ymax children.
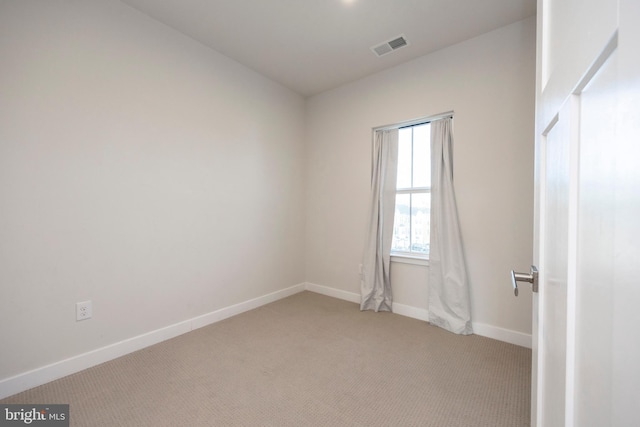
<box><xmin>76</xmin><ymin>300</ymin><xmax>92</xmax><ymax>321</ymax></box>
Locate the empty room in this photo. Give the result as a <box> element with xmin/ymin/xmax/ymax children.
<box><xmin>1</xmin><ymin>0</ymin><xmax>638</xmax><ymax>426</ymax></box>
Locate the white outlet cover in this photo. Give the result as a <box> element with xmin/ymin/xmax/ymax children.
<box><xmin>76</xmin><ymin>300</ymin><xmax>92</xmax><ymax>321</ymax></box>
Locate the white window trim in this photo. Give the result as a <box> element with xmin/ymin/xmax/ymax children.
<box><xmin>392</xmin><ymin>126</ymin><xmax>431</xmax><ymax>260</ymax></box>
<box><xmin>391</xmin><ymin>254</ymin><xmax>429</xmax><ymax>267</ymax></box>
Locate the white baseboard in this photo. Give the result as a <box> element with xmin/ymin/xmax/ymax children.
<box><xmin>191</xmin><ymin>283</ymin><xmax>304</xmax><ymax>330</ymax></box>
<box><xmin>0</xmin><ymin>283</ymin><xmax>306</xmax><ymax>400</ymax></box>
<box><xmin>304</xmin><ymin>282</ymin><xmax>531</xmax><ymax>349</ymax></box>
<box><xmin>392</xmin><ymin>302</ymin><xmax>429</xmax><ymax>321</ymax></box>
<box><xmin>471</xmin><ymin>322</ymin><xmax>532</xmax><ymax>349</ymax></box>
<box><xmin>304</xmin><ymin>282</ymin><xmax>360</xmax><ymax>303</ymax></box>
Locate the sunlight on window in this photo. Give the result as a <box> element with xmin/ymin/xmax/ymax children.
<box><xmin>392</xmin><ymin>123</ymin><xmax>431</xmax><ymax>257</ymax></box>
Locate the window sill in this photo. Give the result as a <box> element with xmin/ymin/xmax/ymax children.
<box><xmin>391</xmin><ymin>255</ymin><xmax>429</xmax><ymax>267</ymax></box>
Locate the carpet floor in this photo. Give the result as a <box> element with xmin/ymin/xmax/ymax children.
<box><xmin>2</xmin><ymin>291</ymin><xmax>531</xmax><ymax>426</ymax></box>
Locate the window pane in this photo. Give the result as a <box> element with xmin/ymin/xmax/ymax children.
<box><xmin>411</xmin><ymin>193</ymin><xmax>430</xmax><ymax>255</ymax></box>
<box><xmin>392</xmin><ymin>193</ymin><xmax>410</xmax><ymax>252</ymax></box>
<box><xmin>397</xmin><ymin>128</ymin><xmax>412</xmax><ymax>189</ymax></box>
<box><xmin>413</xmin><ymin>124</ymin><xmax>431</xmax><ymax>188</ymax></box>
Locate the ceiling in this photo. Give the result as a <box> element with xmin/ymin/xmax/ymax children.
<box><xmin>121</xmin><ymin>0</ymin><xmax>537</xmax><ymax>97</ymax></box>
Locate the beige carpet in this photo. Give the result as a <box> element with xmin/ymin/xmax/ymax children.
<box><xmin>2</xmin><ymin>291</ymin><xmax>531</xmax><ymax>426</ymax></box>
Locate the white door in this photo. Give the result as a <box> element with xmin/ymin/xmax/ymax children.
<box><xmin>527</xmin><ymin>0</ymin><xmax>640</xmax><ymax>426</ymax></box>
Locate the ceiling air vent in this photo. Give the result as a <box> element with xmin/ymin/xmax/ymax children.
<box><xmin>371</xmin><ymin>35</ymin><xmax>409</xmax><ymax>57</ymax></box>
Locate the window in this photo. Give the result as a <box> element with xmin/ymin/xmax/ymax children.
<box><xmin>391</xmin><ymin>123</ymin><xmax>431</xmax><ymax>259</ymax></box>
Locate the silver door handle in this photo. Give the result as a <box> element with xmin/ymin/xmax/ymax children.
<box><xmin>510</xmin><ymin>265</ymin><xmax>539</xmax><ymax>296</ymax></box>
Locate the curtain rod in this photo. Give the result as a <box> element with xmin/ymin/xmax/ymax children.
<box><xmin>372</xmin><ymin>110</ymin><xmax>454</xmax><ymax>132</ymax></box>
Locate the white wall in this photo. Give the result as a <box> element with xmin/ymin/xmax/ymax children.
<box><xmin>0</xmin><ymin>0</ymin><xmax>305</xmax><ymax>381</ymax></box>
<box><xmin>0</xmin><ymin>0</ymin><xmax>535</xmax><ymax>394</ymax></box>
<box><xmin>305</xmin><ymin>17</ymin><xmax>536</xmax><ymax>338</ymax></box>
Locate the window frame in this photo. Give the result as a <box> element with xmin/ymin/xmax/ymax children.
<box><xmin>391</xmin><ymin>123</ymin><xmax>431</xmax><ymax>261</ymax></box>
<box><xmin>391</xmin><ymin>187</ymin><xmax>431</xmax><ymax>259</ymax></box>
<box><xmin>373</xmin><ymin>111</ymin><xmax>453</xmax><ymax>266</ymax></box>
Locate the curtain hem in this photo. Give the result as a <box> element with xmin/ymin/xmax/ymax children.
<box><xmin>428</xmin><ymin>313</ymin><xmax>473</xmax><ymax>335</ymax></box>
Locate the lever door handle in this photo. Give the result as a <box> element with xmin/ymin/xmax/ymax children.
<box><xmin>510</xmin><ymin>265</ymin><xmax>539</xmax><ymax>296</ymax></box>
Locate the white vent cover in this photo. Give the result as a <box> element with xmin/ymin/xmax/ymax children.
<box><xmin>371</xmin><ymin>35</ymin><xmax>409</xmax><ymax>57</ymax></box>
